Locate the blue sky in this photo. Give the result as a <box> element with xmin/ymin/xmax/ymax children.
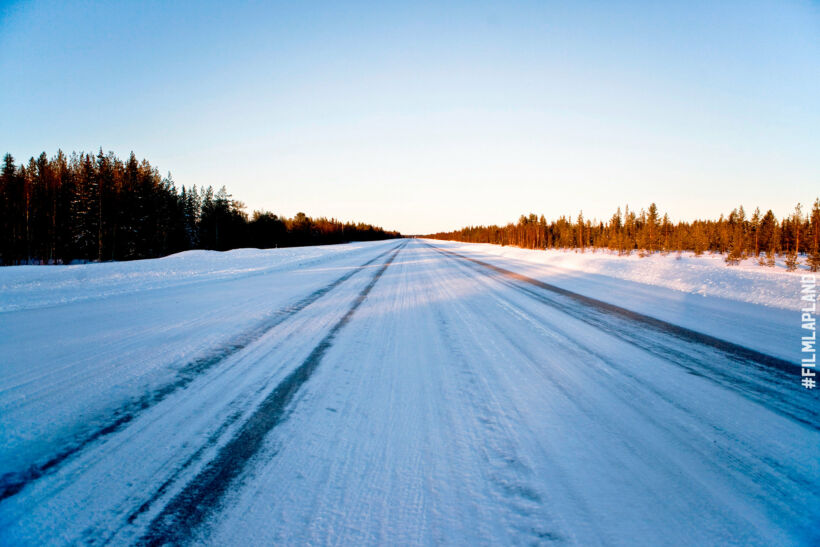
<box><xmin>1</xmin><ymin>0</ymin><xmax>818</xmax><ymax>233</ymax></box>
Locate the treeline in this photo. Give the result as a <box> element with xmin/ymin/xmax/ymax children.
<box><xmin>427</xmin><ymin>202</ymin><xmax>820</xmax><ymax>271</ymax></box>
<box><xmin>0</xmin><ymin>150</ymin><xmax>399</xmax><ymax>265</ymax></box>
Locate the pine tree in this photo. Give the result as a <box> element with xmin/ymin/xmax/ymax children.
<box><xmin>808</xmin><ymin>199</ymin><xmax>820</xmax><ymax>272</ymax></box>
<box><xmin>72</xmin><ymin>154</ymin><xmax>99</xmax><ymax>261</ymax></box>
<box><xmin>785</xmin><ymin>204</ymin><xmax>802</xmax><ymax>271</ymax></box>
<box><xmin>0</xmin><ymin>154</ymin><xmax>20</xmax><ymax>263</ymax></box>
<box><xmin>610</xmin><ymin>207</ymin><xmax>623</xmax><ymax>254</ymax></box>
<box><xmin>576</xmin><ymin>211</ymin><xmax>585</xmax><ymax>252</ymax></box>
<box><xmin>646</xmin><ymin>203</ymin><xmax>660</xmax><ymax>253</ymax></box>
<box><xmin>661</xmin><ymin>213</ymin><xmax>671</xmax><ymax>253</ymax></box>
<box><xmin>693</xmin><ymin>221</ymin><xmax>706</xmax><ymax>256</ymax></box>
<box><xmin>750</xmin><ymin>207</ymin><xmax>761</xmax><ymax>259</ymax></box>
<box><xmin>725</xmin><ymin>206</ymin><xmax>745</xmax><ymax>265</ymax></box>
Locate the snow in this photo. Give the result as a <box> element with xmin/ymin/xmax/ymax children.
<box><xmin>436</xmin><ymin>242</ymin><xmax>807</xmax><ymax>310</ymax></box>
<box><xmin>1</xmin><ymin>239</ymin><xmax>817</xmax><ymax>546</ymax></box>
<box><xmin>0</xmin><ymin>243</ymin><xmax>380</xmax><ymax>313</ymax></box>
<box><xmin>428</xmin><ymin>240</ymin><xmax>805</xmax><ymax>362</ymax></box>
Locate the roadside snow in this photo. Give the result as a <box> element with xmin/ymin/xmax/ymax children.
<box><xmin>0</xmin><ymin>243</ymin><xmax>375</xmax><ymax>313</ymax></box>
<box><xmin>437</xmin><ymin>243</ymin><xmax>807</xmax><ymax>311</ymax></box>
<box><xmin>0</xmin><ymin>241</ymin><xmax>399</xmax><ymax>476</ymax></box>
<box><xmin>424</xmin><ymin>240</ymin><xmax>805</xmax><ymax>362</ymax></box>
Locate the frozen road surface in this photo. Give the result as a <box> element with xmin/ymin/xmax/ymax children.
<box><xmin>1</xmin><ymin>239</ymin><xmax>817</xmax><ymax>545</ymax></box>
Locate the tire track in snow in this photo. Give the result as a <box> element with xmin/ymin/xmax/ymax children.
<box><xmin>467</xmin><ymin>285</ymin><xmax>813</xmax><ymax>536</ymax></box>
<box><xmin>138</xmin><ymin>242</ymin><xmax>405</xmax><ymax>546</ymax></box>
<box><xmin>427</xmin><ymin>297</ymin><xmax>565</xmax><ymax>542</ymax></box>
<box><xmin>0</xmin><ymin>243</ymin><xmax>403</xmax><ymax>503</ymax></box>
<box><xmin>404</xmin><ymin>249</ymin><xmax>571</xmax><ymax>545</ymax></box>
<box><xmin>426</xmin><ymin>244</ymin><xmax>819</xmax><ymax>431</ymax></box>
<box><xmin>430</xmin><ymin>243</ymin><xmax>816</xmax><ymax>538</ymax></box>
<box><xmin>429</xmin><ymin>244</ymin><xmax>792</xmax><ymax>370</ymax></box>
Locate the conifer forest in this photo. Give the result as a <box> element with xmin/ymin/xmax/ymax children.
<box><xmin>427</xmin><ymin>201</ymin><xmax>820</xmax><ymax>271</ymax></box>
<box><xmin>0</xmin><ymin>150</ymin><xmax>399</xmax><ymax>265</ymax></box>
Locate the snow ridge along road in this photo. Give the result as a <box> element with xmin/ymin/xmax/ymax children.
<box><xmin>0</xmin><ymin>238</ymin><xmax>817</xmax><ymax>545</ymax></box>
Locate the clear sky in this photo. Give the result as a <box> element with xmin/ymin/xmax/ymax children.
<box><xmin>1</xmin><ymin>1</ymin><xmax>818</xmax><ymax>234</ymax></box>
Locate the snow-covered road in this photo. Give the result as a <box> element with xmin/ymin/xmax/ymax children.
<box><xmin>1</xmin><ymin>239</ymin><xmax>817</xmax><ymax>545</ymax></box>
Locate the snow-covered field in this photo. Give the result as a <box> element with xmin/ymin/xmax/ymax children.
<box><xmin>1</xmin><ymin>239</ymin><xmax>817</xmax><ymax>545</ymax></box>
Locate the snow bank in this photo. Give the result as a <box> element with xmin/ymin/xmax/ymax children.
<box><xmin>439</xmin><ymin>243</ymin><xmax>808</xmax><ymax>310</ymax></box>
<box><xmin>0</xmin><ymin>243</ymin><xmax>372</xmax><ymax>313</ymax></box>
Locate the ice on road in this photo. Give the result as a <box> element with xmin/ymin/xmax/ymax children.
<box><xmin>1</xmin><ymin>239</ymin><xmax>817</xmax><ymax>545</ymax></box>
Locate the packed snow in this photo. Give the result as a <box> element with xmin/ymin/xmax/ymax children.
<box><xmin>1</xmin><ymin>239</ymin><xmax>816</xmax><ymax>546</ymax></box>
<box><xmin>430</xmin><ymin>241</ymin><xmax>805</xmax><ymax>362</ymax></box>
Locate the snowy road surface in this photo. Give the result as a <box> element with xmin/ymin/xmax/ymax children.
<box><xmin>1</xmin><ymin>239</ymin><xmax>817</xmax><ymax>545</ymax></box>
